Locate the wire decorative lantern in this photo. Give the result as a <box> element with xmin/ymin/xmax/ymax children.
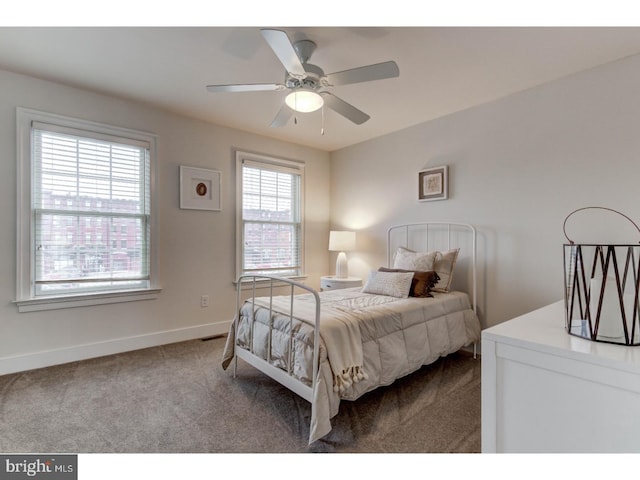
<box><xmin>563</xmin><ymin>207</ymin><xmax>640</xmax><ymax>346</ymax></box>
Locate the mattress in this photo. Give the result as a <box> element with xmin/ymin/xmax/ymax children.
<box><xmin>222</xmin><ymin>286</ymin><xmax>481</xmax><ymax>443</ymax></box>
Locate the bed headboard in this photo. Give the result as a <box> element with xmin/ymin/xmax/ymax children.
<box><xmin>387</xmin><ymin>222</ymin><xmax>477</xmax><ymax>312</ymax></box>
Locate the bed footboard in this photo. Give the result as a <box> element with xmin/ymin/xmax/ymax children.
<box><xmin>232</xmin><ymin>275</ymin><xmax>321</xmax><ymax>404</ymax></box>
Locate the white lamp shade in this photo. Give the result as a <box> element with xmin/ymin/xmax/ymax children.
<box><xmin>329</xmin><ymin>231</ymin><xmax>356</xmax><ymax>252</ymax></box>
<box><xmin>285</xmin><ymin>89</ymin><xmax>324</xmax><ymax>113</ymax></box>
<box><xmin>329</xmin><ymin>231</ymin><xmax>355</xmax><ymax>279</ymax></box>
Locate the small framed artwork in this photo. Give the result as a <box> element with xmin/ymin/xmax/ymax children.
<box><xmin>418</xmin><ymin>165</ymin><xmax>448</xmax><ymax>202</ymax></box>
<box><xmin>180</xmin><ymin>166</ymin><xmax>221</xmax><ymax>211</ymax></box>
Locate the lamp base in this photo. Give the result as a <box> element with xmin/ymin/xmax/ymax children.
<box><xmin>335</xmin><ymin>252</ymin><xmax>348</xmax><ymax>279</ymax></box>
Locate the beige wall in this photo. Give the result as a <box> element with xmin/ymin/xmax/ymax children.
<box><xmin>330</xmin><ymin>54</ymin><xmax>640</xmax><ymax>329</ymax></box>
<box><xmin>0</xmin><ymin>69</ymin><xmax>331</xmax><ymax>374</ymax></box>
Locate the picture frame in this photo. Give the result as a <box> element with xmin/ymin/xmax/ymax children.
<box><xmin>418</xmin><ymin>165</ymin><xmax>448</xmax><ymax>202</ymax></box>
<box><xmin>180</xmin><ymin>166</ymin><xmax>221</xmax><ymax>211</ymax></box>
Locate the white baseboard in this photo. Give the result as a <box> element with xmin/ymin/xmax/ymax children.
<box><xmin>0</xmin><ymin>321</ymin><xmax>232</xmax><ymax>376</ymax></box>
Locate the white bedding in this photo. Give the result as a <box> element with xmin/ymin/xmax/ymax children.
<box><xmin>222</xmin><ymin>286</ymin><xmax>481</xmax><ymax>443</ymax></box>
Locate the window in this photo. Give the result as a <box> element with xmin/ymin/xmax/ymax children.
<box><xmin>16</xmin><ymin>108</ymin><xmax>159</xmax><ymax>312</ymax></box>
<box><xmin>236</xmin><ymin>151</ymin><xmax>305</xmax><ymax>279</ymax></box>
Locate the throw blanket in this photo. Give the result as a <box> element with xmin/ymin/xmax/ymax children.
<box><xmin>252</xmin><ymin>292</ymin><xmax>368</xmax><ymax>393</ymax></box>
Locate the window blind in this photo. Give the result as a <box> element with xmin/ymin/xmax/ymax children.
<box><xmin>32</xmin><ymin>123</ymin><xmax>151</xmax><ymax>296</ymax></box>
<box><xmin>241</xmin><ymin>160</ymin><xmax>302</xmax><ymax>276</ymax></box>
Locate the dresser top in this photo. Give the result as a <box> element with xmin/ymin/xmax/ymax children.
<box><xmin>483</xmin><ymin>300</ymin><xmax>640</xmax><ymax>373</ymax></box>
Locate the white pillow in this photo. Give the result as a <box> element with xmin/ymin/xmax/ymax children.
<box><xmin>362</xmin><ymin>270</ymin><xmax>414</xmax><ymax>298</ymax></box>
<box><xmin>393</xmin><ymin>247</ymin><xmax>437</xmax><ymax>271</ymax></box>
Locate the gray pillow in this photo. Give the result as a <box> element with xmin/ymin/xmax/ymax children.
<box><xmin>362</xmin><ymin>270</ymin><xmax>414</xmax><ymax>298</ymax></box>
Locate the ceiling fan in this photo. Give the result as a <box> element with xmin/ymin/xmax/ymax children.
<box><xmin>206</xmin><ymin>28</ymin><xmax>400</xmax><ymax>128</ymax></box>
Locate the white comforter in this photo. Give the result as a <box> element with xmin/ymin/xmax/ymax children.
<box><xmin>222</xmin><ymin>287</ymin><xmax>481</xmax><ymax>444</ymax></box>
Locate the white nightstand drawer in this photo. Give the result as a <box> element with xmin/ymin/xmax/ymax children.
<box><xmin>320</xmin><ymin>276</ymin><xmax>362</xmax><ymax>291</ymax></box>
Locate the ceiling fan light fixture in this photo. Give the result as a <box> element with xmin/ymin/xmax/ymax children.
<box><xmin>285</xmin><ymin>89</ymin><xmax>324</xmax><ymax>113</ymax></box>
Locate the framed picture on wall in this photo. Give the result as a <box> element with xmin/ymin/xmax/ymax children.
<box><xmin>418</xmin><ymin>166</ymin><xmax>448</xmax><ymax>202</ymax></box>
<box><xmin>180</xmin><ymin>166</ymin><xmax>221</xmax><ymax>211</ymax></box>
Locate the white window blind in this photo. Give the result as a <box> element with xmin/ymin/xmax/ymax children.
<box><xmin>239</xmin><ymin>156</ymin><xmax>304</xmax><ymax>277</ymax></box>
<box><xmin>31</xmin><ymin>122</ymin><xmax>151</xmax><ymax>296</ymax></box>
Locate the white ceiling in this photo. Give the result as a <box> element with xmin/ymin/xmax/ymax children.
<box><xmin>2</xmin><ymin>26</ymin><xmax>640</xmax><ymax>151</ymax></box>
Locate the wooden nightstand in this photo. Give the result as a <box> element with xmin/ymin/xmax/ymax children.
<box><xmin>320</xmin><ymin>276</ymin><xmax>362</xmax><ymax>291</ymax></box>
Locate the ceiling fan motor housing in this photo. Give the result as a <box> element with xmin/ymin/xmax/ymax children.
<box><xmin>285</xmin><ymin>62</ymin><xmax>325</xmax><ymax>91</ymax></box>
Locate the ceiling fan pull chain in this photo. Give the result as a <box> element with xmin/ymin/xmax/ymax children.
<box><xmin>321</xmin><ymin>104</ymin><xmax>325</xmax><ymax>135</ymax></box>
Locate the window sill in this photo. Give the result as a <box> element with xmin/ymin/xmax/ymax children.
<box><xmin>15</xmin><ymin>288</ymin><xmax>162</xmax><ymax>313</ymax></box>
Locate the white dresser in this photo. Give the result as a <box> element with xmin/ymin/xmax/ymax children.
<box><xmin>482</xmin><ymin>300</ymin><xmax>640</xmax><ymax>453</ymax></box>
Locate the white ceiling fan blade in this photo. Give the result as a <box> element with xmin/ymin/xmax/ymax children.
<box><xmin>206</xmin><ymin>83</ymin><xmax>283</xmax><ymax>93</ymax></box>
<box><xmin>320</xmin><ymin>92</ymin><xmax>370</xmax><ymax>125</ymax></box>
<box><xmin>270</xmin><ymin>104</ymin><xmax>293</xmax><ymax>128</ymax></box>
<box><xmin>260</xmin><ymin>29</ymin><xmax>306</xmax><ymax>76</ymax></box>
<box><xmin>324</xmin><ymin>61</ymin><xmax>399</xmax><ymax>86</ymax></box>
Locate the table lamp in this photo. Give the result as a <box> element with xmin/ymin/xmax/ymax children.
<box><xmin>329</xmin><ymin>231</ymin><xmax>356</xmax><ymax>279</ymax></box>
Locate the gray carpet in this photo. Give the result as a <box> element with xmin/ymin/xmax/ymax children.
<box><xmin>0</xmin><ymin>336</ymin><xmax>480</xmax><ymax>453</ymax></box>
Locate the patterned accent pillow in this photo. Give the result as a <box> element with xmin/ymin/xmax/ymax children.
<box><xmin>432</xmin><ymin>248</ymin><xmax>460</xmax><ymax>293</ymax></box>
<box><xmin>362</xmin><ymin>270</ymin><xmax>414</xmax><ymax>298</ymax></box>
<box><xmin>393</xmin><ymin>247</ymin><xmax>437</xmax><ymax>271</ymax></box>
<box><xmin>378</xmin><ymin>267</ymin><xmax>440</xmax><ymax>297</ymax></box>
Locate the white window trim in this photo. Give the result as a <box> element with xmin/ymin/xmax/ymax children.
<box><xmin>235</xmin><ymin>150</ymin><xmax>306</xmax><ymax>282</ymax></box>
<box><xmin>15</xmin><ymin>107</ymin><xmax>161</xmax><ymax>312</ymax></box>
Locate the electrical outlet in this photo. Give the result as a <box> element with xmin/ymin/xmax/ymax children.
<box><xmin>200</xmin><ymin>295</ymin><xmax>209</xmax><ymax>307</ymax></box>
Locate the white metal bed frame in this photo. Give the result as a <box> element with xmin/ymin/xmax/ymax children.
<box><xmin>232</xmin><ymin>275</ymin><xmax>320</xmax><ymax>403</ymax></box>
<box><xmin>231</xmin><ymin>221</ymin><xmax>478</xmax><ymax>421</ymax></box>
